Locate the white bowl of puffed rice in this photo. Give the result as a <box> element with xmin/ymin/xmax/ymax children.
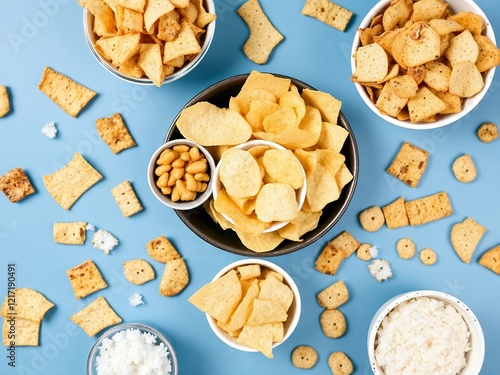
<box><xmin>367</xmin><ymin>290</ymin><xmax>484</xmax><ymax>375</ymax></box>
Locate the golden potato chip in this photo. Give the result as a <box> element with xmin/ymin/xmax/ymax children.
<box><xmin>279</xmin><ymin>90</ymin><xmax>306</xmax><ymax>126</ymax></box>
<box><xmin>219</xmin><ymin>148</ymin><xmax>261</xmax><ymax>198</ymax></box>
<box><xmin>335</xmin><ymin>163</ymin><xmax>353</xmax><ymax>190</ymax></box>
<box><xmin>403</xmin><ymin>22</ymin><xmax>441</xmax><ymax>68</ymax></box>
<box><xmin>235</xmin><ymin>229</ymin><xmax>285</xmax><ymax>252</ymax></box>
<box><xmin>407</xmin><ymin>86</ymin><xmax>447</xmax><ymax>122</ymax></box>
<box><xmin>246</xmin><ymin>101</ymin><xmax>280</xmax><ymax>132</ymax></box>
<box><xmin>449</xmin><ymin>10</ymin><xmax>484</xmax><ymax>35</ymax></box>
<box><xmin>445</xmin><ymin>30</ymin><xmax>479</xmax><ymax>66</ymax></box>
<box><xmin>262</xmin><ymin>106</ymin><xmax>296</xmax><ymax>134</ymax></box>
<box><xmin>359</xmin><ymin>24</ymin><xmax>384</xmax><ymax>46</ymax></box>
<box><xmin>233</xmin><ymin>88</ymin><xmax>276</xmax><ymax>116</ymax></box>
<box><xmin>301</xmin><ymin>88</ymin><xmax>342</xmax><ymax>124</ymax></box>
<box><xmin>262</xmin><ymin>149</ymin><xmax>304</xmax><ymax>189</ymax></box>
<box><xmin>387</xmin><ymin>75</ymin><xmax>419</xmax><ymax>98</ymax></box>
<box><xmin>474</xmin><ymin>34</ymin><xmax>500</xmax><ymax>73</ymax></box>
<box><xmin>138</xmin><ymin>43</ymin><xmax>164</xmax><ymax>87</ymax></box>
<box><xmin>255</xmin><ymin>183</ymin><xmax>298</xmax><ymax>223</ymax></box>
<box><xmin>352</xmin><ymin>43</ymin><xmax>389</xmax><ymax>82</ymax></box>
<box><xmin>411</xmin><ymin>0</ymin><xmax>447</xmax><ymax>22</ymax></box>
<box><xmin>449</xmin><ymin>61</ymin><xmax>484</xmax><ymax>98</ymax></box>
<box><xmin>382</xmin><ymin>0</ymin><xmax>412</xmax><ymax>31</ymax></box>
<box><xmin>315</xmin><ymin>122</ymin><xmax>348</xmax><ymax>153</ymax></box>
<box><xmin>188</xmin><ymin>270</ymin><xmax>242</xmax><ymax>324</ymax></box>
<box><xmin>376</xmin><ymin>83</ymin><xmax>408</xmax><ymax>117</ymax></box>
<box><xmin>435</xmin><ymin>91</ymin><xmax>462</xmax><ymax>114</ymax></box>
<box><xmin>423</xmin><ymin>61</ymin><xmax>451</xmax><ymax>92</ymax></box>
<box><xmin>428</xmin><ymin>18</ymin><xmax>464</xmax><ymax>36</ymax></box>
<box><xmin>306</xmin><ymin>163</ymin><xmax>339</xmax><ymax>212</ymax></box>
<box><xmin>241</xmin><ymin>71</ymin><xmax>291</xmax><ymax>100</ymax></box>
<box><xmin>95</xmin><ymin>33</ymin><xmax>141</xmax><ymax>66</ymax></box>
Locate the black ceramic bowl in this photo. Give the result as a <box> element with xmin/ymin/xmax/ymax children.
<box><xmin>165</xmin><ymin>73</ymin><xmax>359</xmax><ymax>257</ymax></box>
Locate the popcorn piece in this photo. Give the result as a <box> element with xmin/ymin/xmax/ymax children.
<box><xmin>92</xmin><ymin>229</ymin><xmax>118</xmax><ymax>255</ymax></box>
<box><xmin>86</xmin><ymin>223</ymin><xmax>96</xmax><ymax>232</ymax></box>
<box><xmin>369</xmin><ymin>245</ymin><xmax>379</xmax><ymax>258</ymax></box>
<box><xmin>128</xmin><ymin>293</ymin><xmax>144</xmax><ymax>307</ymax></box>
<box><xmin>41</xmin><ymin>122</ymin><xmax>57</xmax><ymax>139</ymax></box>
<box><xmin>368</xmin><ymin>259</ymin><xmax>393</xmax><ymax>282</ymax></box>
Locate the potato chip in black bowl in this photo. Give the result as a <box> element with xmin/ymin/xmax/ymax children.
<box><xmin>164</xmin><ymin>72</ymin><xmax>359</xmax><ymax>257</ymax></box>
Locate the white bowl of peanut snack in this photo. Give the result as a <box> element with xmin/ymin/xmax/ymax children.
<box><xmin>351</xmin><ymin>0</ymin><xmax>498</xmax><ymax>129</ymax></box>
<box><xmin>147</xmin><ymin>139</ymin><xmax>215</xmax><ymax>210</ymax></box>
<box><xmin>367</xmin><ymin>290</ymin><xmax>485</xmax><ymax>375</ymax></box>
<box><xmin>81</xmin><ymin>0</ymin><xmax>216</xmax><ymax>87</ymax></box>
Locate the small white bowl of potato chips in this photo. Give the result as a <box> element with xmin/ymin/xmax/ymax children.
<box><xmin>188</xmin><ymin>258</ymin><xmax>301</xmax><ymax>358</ymax></box>
<box><xmin>351</xmin><ymin>0</ymin><xmax>499</xmax><ymax>129</ymax></box>
<box><xmin>81</xmin><ymin>0</ymin><xmax>216</xmax><ymax>87</ymax></box>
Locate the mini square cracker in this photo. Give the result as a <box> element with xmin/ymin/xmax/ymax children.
<box><xmin>70</xmin><ymin>296</ymin><xmax>121</xmax><ymax>337</ymax></box>
<box><xmin>111</xmin><ymin>180</ymin><xmax>143</xmax><ymax>217</ymax></box>
<box><xmin>66</xmin><ymin>259</ymin><xmax>107</xmax><ymax>299</ymax></box>
<box><xmin>301</xmin><ymin>0</ymin><xmax>353</xmax><ymax>32</ymax></box>
<box><xmin>95</xmin><ymin>113</ymin><xmax>136</xmax><ymax>154</ymax></box>
<box><xmin>0</xmin><ymin>167</ymin><xmax>35</xmax><ymax>203</ymax></box>
<box><xmin>386</xmin><ymin>141</ymin><xmax>429</xmax><ymax>188</ymax></box>
<box><xmin>404</xmin><ymin>191</ymin><xmax>453</xmax><ymax>226</ymax></box>
<box><xmin>53</xmin><ymin>222</ymin><xmax>87</xmax><ymax>245</ymax></box>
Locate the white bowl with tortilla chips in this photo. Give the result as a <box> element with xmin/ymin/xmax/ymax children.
<box><xmin>351</xmin><ymin>0</ymin><xmax>498</xmax><ymax>129</ymax></box>
<box><xmin>211</xmin><ymin>139</ymin><xmax>307</xmax><ymax>234</ymax></box>
<box><xmin>82</xmin><ymin>0</ymin><xmax>216</xmax><ymax>86</ymax></box>
<box><xmin>367</xmin><ymin>290</ymin><xmax>485</xmax><ymax>375</ymax></box>
<box><xmin>189</xmin><ymin>258</ymin><xmax>301</xmax><ymax>358</ymax></box>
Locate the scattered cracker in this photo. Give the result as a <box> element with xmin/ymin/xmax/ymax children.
<box><xmin>404</xmin><ymin>191</ymin><xmax>453</xmax><ymax>226</ymax></box>
<box><xmin>479</xmin><ymin>245</ymin><xmax>500</xmax><ymax>275</ymax></box>
<box><xmin>302</xmin><ymin>0</ymin><xmax>353</xmax><ymax>32</ymax></box>
<box><xmin>419</xmin><ymin>248</ymin><xmax>437</xmax><ymax>265</ymax></box>
<box><xmin>328</xmin><ymin>351</ymin><xmax>354</xmax><ymax>375</ymax></box>
<box><xmin>368</xmin><ymin>259</ymin><xmax>392</xmax><ymax>282</ymax></box>
<box><xmin>317</xmin><ymin>280</ymin><xmax>349</xmax><ymax>310</ymax></box>
<box><xmin>291</xmin><ymin>345</ymin><xmax>318</xmax><ymax>369</ymax></box>
<box><xmin>315</xmin><ymin>243</ymin><xmax>347</xmax><ymax>275</ymax></box>
<box><xmin>477</xmin><ymin>122</ymin><xmax>498</xmax><ymax>143</ymax></box>
<box><xmin>43</xmin><ymin>152</ymin><xmax>102</xmax><ymax>210</ymax></box>
<box><xmin>329</xmin><ymin>231</ymin><xmax>361</xmax><ymax>257</ymax></box>
<box><xmin>146</xmin><ymin>235</ymin><xmax>181</xmax><ymax>263</ymax></box>
<box><xmin>111</xmin><ymin>180</ymin><xmax>143</xmax><ymax>217</ymax></box>
<box><xmin>451</xmin><ymin>217</ymin><xmax>486</xmax><ymax>264</ymax></box>
<box><xmin>0</xmin><ymin>168</ymin><xmax>35</xmax><ymax>203</ymax></box>
<box><xmin>70</xmin><ymin>296</ymin><xmax>121</xmax><ymax>337</ymax></box>
<box><xmin>452</xmin><ymin>154</ymin><xmax>477</xmax><ymax>183</ymax></box>
<box><xmin>382</xmin><ymin>196</ymin><xmax>409</xmax><ymax>229</ymax></box>
<box><xmin>237</xmin><ymin>0</ymin><xmax>284</xmax><ymax>64</ymax></box>
<box><xmin>2</xmin><ymin>318</ymin><xmax>40</xmax><ymax>346</ymax></box>
<box><xmin>95</xmin><ymin>113</ymin><xmax>136</xmax><ymax>154</ymax></box>
<box><xmin>53</xmin><ymin>222</ymin><xmax>87</xmax><ymax>245</ymax></box>
<box><xmin>396</xmin><ymin>237</ymin><xmax>416</xmax><ymax>259</ymax></box>
<box><xmin>359</xmin><ymin>206</ymin><xmax>385</xmax><ymax>232</ymax></box>
<box><xmin>356</xmin><ymin>243</ymin><xmax>374</xmax><ymax>261</ymax></box>
<box><xmin>38</xmin><ymin>67</ymin><xmax>96</xmax><ymax>117</ymax></box>
<box><xmin>0</xmin><ymin>85</ymin><xmax>10</xmax><ymax>118</ymax></box>
<box><xmin>123</xmin><ymin>259</ymin><xmax>155</xmax><ymax>285</ymax></box>
<box><xmin>386</xmin><ymin>142</ymin><xmax>429</xmax><ymax>188</ymax></box>
<box><xmin>66</xmin><ymin>260</ymin><xmax>107</xmax><ymax>299</ymax></box>
<box><xmin>0</xmin><ymin>288</ymin><xmax>54</xmax><ymax>323</ymax></box>
<box><xmin>159</xmin><ymin>258</ymin><xmax>189</xmax><ymax>296</ymax></box>
<box><xmin>320</xmin><ymin>309</ymin><xmax>347</xmax><ymax>338</ymax></box>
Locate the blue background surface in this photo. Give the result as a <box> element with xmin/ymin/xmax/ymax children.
<box><xmin>1</xmin><ymin>0</ymin><xmax>500</xmax><ymax>374</ymax></box>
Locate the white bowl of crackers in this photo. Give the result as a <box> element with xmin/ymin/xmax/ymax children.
<box><xmin>367</xmin><ymin>290</ymin><xmax>485</xmax><ymax>375</ymax></box>
<box><xmin>147</xmin><ymin>138</ymin><xmax>215</xmax><ymax>210</ymax></box>
<box><xmin>188</xmin><ymin>259</ymin><xmax>301</xmax><ymax>358</ymax></box>
<box><xmin>351</xmin><ymin>0</ymin><xmax>500</xmax><ymax>129</ymax></box>
<box><xmin>81</xmin><ymin>0</ymin><xmax>216</xmax><ymax>87</ymax></box>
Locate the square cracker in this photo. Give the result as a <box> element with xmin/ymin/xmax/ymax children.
<box><xmin>317</xmin><ymin>280</ymin><xmax>349</xmax><ymax>309</ymax></box>
<box><xmin>0</xmin><ymin>288</ymin><xmax>54</xmax><ymax>323</ymax></box>
<box><xmin>386</xmin><ymin>141</ymin><xmax>429</xmax><ymax>188</ymax></box>
<box><xmin>53</xmin><ymin>222</ymin><xmax>87</xmax><ymax>245</ymax></box>
<box><xmin>301</xmin><ymin>0</ymin><xmax>353</xmax><ymax>32</ymax></box>
<box><xmin>404</xmin><ymin>191</ymin><xmax>453</xmax><ymax>226</ymax></box>
<box><xmin>66</xmin><ymin>260</ymin><xmax>107</xmax><ymax>299</ymax></box>
<box><xmin>95</xmin><ymin>113</ymin><xmax>136</xmax><ymax>154</ymax></box>
<box><xmin>382</xmin><ymin>196</ymin><xmax>409</xmax><ymax>229</ymax></box>
<box><xmin>0</xmin><ymin>167</ymin><xmax>35</xmax><ymax>203</ymax></box>
<box><xmin>329</xmin><ymin>231</ymin><xmax>360</xmax><ymax>257</ymax></box>
<box><xmin>43</xmin><ymin>152</ymin><xmax>102</xmax><ymax>210</ymax></box>
<box><xmin>0</xmin><ymin>85</ymin><xmax>10</xmax><ymax>118</ymax></box>
<box><xmin>111</xmin><ymin>180</ymin><xmax>143</xmax><ymax>217</ymax></box>
<box><xmin>70</xmin><ymin>296</ymin><xmax>121</xmax><ymax>337</ymax></box>
<box><xmin>146</xmin><ymin>235</ymin><xmax>181</xmax><ymax>263</ymax></box>
<box><xmin>2</xmin><ymin>317</ymin><xmax>40</xmax><ymax>346</ymax></box>
<box><xmin>315</xmin><ymin>242</ymin><xmax>347</xmax><ymax>275</ymax></box>
<box><xmin>38</xmin><ymin>67</ymin><xmax>96</xmax><ymax>118</ymax></box>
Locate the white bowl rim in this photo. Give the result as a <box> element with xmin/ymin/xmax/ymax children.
<box><xmin>205</xmin><ymin>258</ymin><xmax>302</xmax><ymax>353</ymax></box>
<box><xmin>82</xmin><ymin>0</ymin><xmax>216</xmax><ymax>86</ymax></box>
<box><xmin>211</xmin><ymin>139</ymin><xmax>307</xmax><ymax>233</ymax></box>
<box><xmin>147</xmin><ymin>139</ymin><xmax>215</xmax><ymax>210</ymax></box>
<box><xmin>367</xmin><ymin>290</ymin><xmax>485</xmax><ymax>375</ymax></box>
<box><xmin>86</xmin><ymin>322</ymin><xmax>179</xmax><ymax>375</ymax></box>
<box><xmin>350</xmin><ymin>0</ymin><xmax>497</xmax><ymax>130</ymax></box>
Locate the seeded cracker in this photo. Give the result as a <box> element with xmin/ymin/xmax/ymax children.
<box><xmin>70</xmin><ymin>296</ymin><xmax>121</xmax><ymax>337</ymax></box>
<box><xmin>53</xmin><ymin>222</ymin><xmax>87</xmax><ymax>245</ymax></box>
<box><xmin>2</xmin><ymin>317</ymin><xmax>40</xmax><ymax>346</ymax></box>
<box><xmin>146</xmin><ymin>235</ymin><xmax>181</xmax><ymax>263</ymax></box>
<box><xmin>159</xmin><ymin>258</ymin><xmax>189</xmax><ymax>296</ymax></box>
<box><xmin>452</xmin><ymin>154</ymin><xmax>477</xmax><ymax>183</ymax></box>
<box><xmin>315</xmin><ymin>243</ymin><xmax>347</xmax><ymax>275</ymax></box>
<box><xmin>123</xmin><ymin>259</ymin><xmax>155</xmax><ymax>285</ymax></box>
<box><xmin>0</xmin><ymin>288</ymin><xmax>54</xmax><ymax>323</ymax></box>
<box><xmin>0</xmin><ymin>85</ymin><xmax>10</xmax><ymax>117</ymax></box>
<box><xmin>477</xmin><ymin>122</ymin><xmax>498</xmax><ymax>143</ymax></box>
<box><xmin>0</xmin><ymin>167</ymin><xmax>35</xmax><ymax>203</ymax></box>
<box><xmin>43</xmin><ymin>153</ymin><xmax>102</xmax><ymax>210</ymax></box>
<box><xmin>291</xmin><ymin>345</ymin><xmax>318</xmax><ymax>369</ymax></box>
<box><xmin>356</xmin><ymin>243</ymin><xmax>374</xmax><ymax>261</ymax></box>
<box><xmin>419</xmin><ymin>248</ymin><xmax>437</xmax><ymax>265</ymax></box>
<box><xmin>38</xmin><ymin>67</ymin><xmax>96</xmax><ymax>117</ymax></box>
<box><xmin>396</xmin><ymin>237</ymin><xmax>416</xmax><ymax>259</ymax></box>
<box><xmin>386</xmin><ymin>142</ymin><xmax>429</xmax><ymax>188</ymax></box>
<box><xmin>237</xmin><ymin>0</ymin><xmax>284</xmax><ymax>64</ymax></box>
<box><xmin>320</xmin><ymin>309</ymin><xmax>347</xmax><ymax>338</ymax></box>
<box><xmin>479</xmin><ymin>245</ymin><xmax>500</xmax><ymax>275</ymax></box>
<box><xmin>404</xmin><ymin>192</ymin><xmax>453</xmax><ymax>226</ymax></box>
<box><xmin>302</xmin><ymin>0</ymin><xmax>353</xmax><ymax>32</ymax></box>
<box><xmin>451</xmin><ymin>217</ymin><xmax>486</xmax><ymax>264</ymax></box>
<box><xmin>317</xmin><ymin>280</ymin><xmax>349</xmax><ymax>310</ymax></box>
<box><xmin>328</xmin><ymin>351</ymin><xmax>354</xmax><ymax>375</ymax></box>
<box><xmin>66</xmin><ymin>260</ymin><xmax>108</xmax><ymax>299</ymax></box>
<box><xmin>359</xmin><ymin>206</ymin><xmax>385</xmax><ymax>232</ymax></box>
<box><xmin>382</xmin><ymin>196</ymin><xmax>409</xmax><ymax>229</ymax></box>
<box><xmin>111</xmin><ymin>180</ymin><xmax>143</xmax><ymax>217</ymax></box>
<box><xmin>95</xmin><ymin>113</ymin><xmax>136</xmax><ymax>154</ymax></box>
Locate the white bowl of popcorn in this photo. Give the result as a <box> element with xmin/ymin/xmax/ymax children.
<box><xmin>367</xmin><ymin>290</ymin><xmax>485</xmax><ymax>375</ymax></box>
<box><xmin>81</xmin><ymin>0</ymin><xmax>216</xmax><ymax>86</ymax></box>
<box><xmin>351</xmin><ymin>0</ymin><xmax>498</xmax><ymax>129</ymax></box>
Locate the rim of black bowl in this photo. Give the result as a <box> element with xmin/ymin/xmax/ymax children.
<box><xmin>164</xmin><ymin>73</ymin><xmax>359</xmax><ymax>257</ymax></box>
